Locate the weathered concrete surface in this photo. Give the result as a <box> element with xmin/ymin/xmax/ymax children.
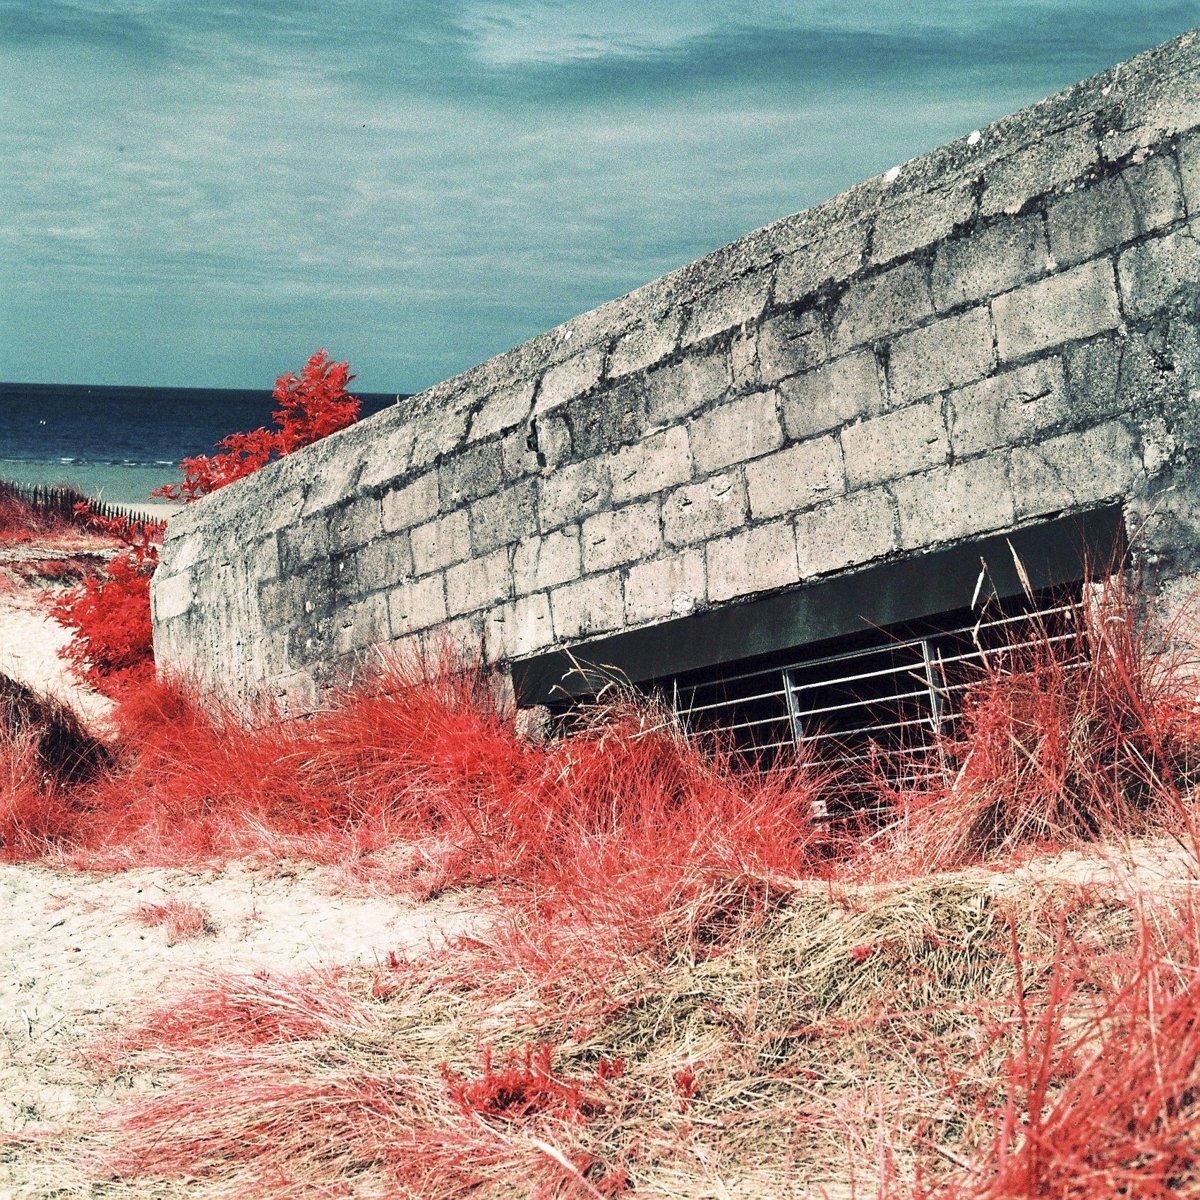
<box><xmin>155</xmin><ymin>30</ymin><xmax>1200</xmax><ymax>711</ymax></box>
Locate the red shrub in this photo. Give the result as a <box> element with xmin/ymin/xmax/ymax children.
<box><xmin>154</xmin><ymin>350</ymin><xmax>359</xmax><ymax>502</ymax></box>
<box><xmin>50</xmin><ymin>539</ymin><xmax>156</xmax><ymax>697</ymax></box>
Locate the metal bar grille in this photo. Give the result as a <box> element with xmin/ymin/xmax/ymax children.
<box><xmin>645</xmin><ymin>586</ymin><xmax>1085</xmax><ymax>780</ymax></box>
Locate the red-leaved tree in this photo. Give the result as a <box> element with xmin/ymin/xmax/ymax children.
<box><xmin>154</xmin><ymin>351</ymin><xmax>359</xmax><ymax>502</ymax></box>
<box><xmin>54</xmin><ymin>351</ymin><xmax>359</xmax><ymax>696</ymax></box>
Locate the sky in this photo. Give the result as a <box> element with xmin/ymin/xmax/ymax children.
<box><xmin>2</xmin><ymin>2</ymin><xmax>1198</xmax><ymax>394</ymax></box>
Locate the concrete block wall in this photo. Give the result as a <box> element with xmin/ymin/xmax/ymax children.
<box><xmin>155</xmin><ymin>30</ymin><xmax>1200</xmax><ymax>711</ymax></box>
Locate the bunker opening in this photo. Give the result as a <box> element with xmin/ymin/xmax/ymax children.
<box><xmin>514</xmin><ymin>507</ymin><xmax>1125</xmax><ymax>793</ymax></box>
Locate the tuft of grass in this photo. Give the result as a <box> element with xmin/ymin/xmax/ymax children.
<box><xmin>132</xmin><ymin>898</ymin><xmax>217</xmax><ymax>945</ymax></box>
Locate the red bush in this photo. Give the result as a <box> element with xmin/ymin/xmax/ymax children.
<box><xmin>50</xmin><ymin>517</ymin><xmax>158</xmax><ymax>698</ymax></box>
<box><xmin>154</xmin><ymin>350</ymin><xmax>359</xmax><ymax>503</ymax></box>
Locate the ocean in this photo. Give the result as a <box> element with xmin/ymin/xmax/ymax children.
<box><xmin>0</xmin><ymin>382</ymin><xmax>402</xmax><ymax>506</ymax></box>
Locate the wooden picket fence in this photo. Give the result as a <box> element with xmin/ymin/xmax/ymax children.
<box><xmin>0</xmin><ymin>479</ymin><xmax>166</xmax><ymax>534</ymax></box>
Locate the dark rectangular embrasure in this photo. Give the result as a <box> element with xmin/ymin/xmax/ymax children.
<box><xmin>511</xmin><ymin>505</ymin><xmax>1125</xmax><ymax>706</ymax></box>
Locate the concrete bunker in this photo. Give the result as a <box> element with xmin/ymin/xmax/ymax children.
<box><xmin>153</xmin><ymin>31</ymin><xmax>1200</xmax><ymax>747</ymax></box>
<box><xmin>517</xmin><ymin>507</ymin><xmax>1124</xmax><ymax>773</ymax></box>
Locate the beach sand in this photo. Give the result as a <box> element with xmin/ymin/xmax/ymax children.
<box><xmin>0</xmin><ymin>544</ymin><xmax>481</xmax><ymax>1196</ymax></box>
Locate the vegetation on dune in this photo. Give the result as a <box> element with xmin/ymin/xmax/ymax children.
<box><xmin>0</xmin><ymin>573</ymin><xmax>1198</xmax><ymax>1196</ymax></box>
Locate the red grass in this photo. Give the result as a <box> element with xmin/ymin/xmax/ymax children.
<box><xmin>5</xmin><ymin>579</ymin><xmax>1200</xmax><ymax>1196</ymax></box>
<box><xmin>921</xmin><ymin>907</ymin><xmax>1200</xmax><ymax>1199</ymax></box>
<box><xmin>132</xmin><ymin>898</ymin><xmax>216</xmax><ymax>944</ymax></box>
<box><xmin>869</xmin><ymin>578</ymin><xmax>1200</xmax><ymax>873</ymax></box>
<box><xmin>0</xmin><ymin>731</ymin><xmax>74</xmax><ymax>857</ymax></box>
<box><xmin>0</xmin><ymin>488</ymin><xmax>74</xmax><ymax>545</ymax></box>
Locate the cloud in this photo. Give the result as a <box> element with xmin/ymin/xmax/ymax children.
<box><xmin>0</xmin><ymin>1</ymin><xmax>1195</xmax><ymax>390</ymax></box>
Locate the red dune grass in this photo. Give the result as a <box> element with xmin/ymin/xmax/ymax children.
<box><xmin>865</xmin><ymin>577</ymin><xmax>1200</xmax><ymax>875</ymax></box>
<box><xmin>132</xmin><ymin>898</ymin><xmax>216</xmax><ymax>944</ymax></box>
<box><xmin>4</xmin><ymin>580</ymin><xmax>1200</xmax><ymax>1196</ymax></box>
<box><xmin>920</xmin><ymin>904</ymin><xmax>1200</xmax><ymax>1199</ymax></box>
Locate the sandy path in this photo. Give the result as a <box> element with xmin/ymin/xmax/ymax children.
<box><xmin>0</xmin><ymin>564</ymin><xmax>112</xmax><ymax>728</ymax></box>
<box><xmin>0</xmin><ymin>860</ymin><xmax>479</xmax><ymax>1192</ymax></box>
<box><xmin>0</xmin><ymin>558</ymin><xmax>485</xmax><ymax>1196</ymax></box>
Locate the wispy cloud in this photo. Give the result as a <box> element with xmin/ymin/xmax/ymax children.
<box><xmin>0</xmin><ymin>1</ymin><xmax>1194</xmax><ymax>389</ymax></box>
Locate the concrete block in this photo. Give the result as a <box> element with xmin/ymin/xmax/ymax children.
<box><xmin>333</xmin><ymin>593</ymin><xmax>389</xmax><ymax>657</ymax></box>
<box><xmin>706</xmin><ymin>521</ymin><xmax>798</xmax><ymax>603</ymax></box>
<box><xmin>382</xmin><ymin>472</ymin><xmax>440</xmax><ymax>532</ymax></box>
<box><xmin>357</xmin><ymin>424</ymin><xmax>418</xmax><ymax>492</ymax></box>
<box><xmin>522</xmin><ymin>412</ymin><xmax>571</xmax><ymax>473</ymax></box>
<box><xmin>1009</xmin><ymin>419</ymin><xmax>1141</xmax><ymax>518</ymax></box>
<box><xmin>484</xmin><ymin>593</ymin><xmax>555</xmax><ymax>660</ymax></box>
<box><xmin>330</xmin><ymin>496</ymin><xmax>383</xmax><ymax>553</ymax></box>
<box><xmin>446</xmin><ymin>547</ymin><xmax>513</xmax><ymax>616</ymax></box>
<box><xmin>468</xmin><ymin>479</ymin><xmax>538</xmax><ymax>554</ymax></box>
<box><xmin>513</xmin><ymin>527</ymin><xmax>582</xmax><ymax>594</ymax></box>
<box><xmin>756</xmin><ymin>308</ymin><xmax>829</xmax><ymax>384</ymax></box>
<box><xmin>1047</xmin><ymin>151</ymin><xmax>1184</xmax><ymax>266</ymax></box>
<box><xmin>886</xmin><ymin>306</ymin><xmax>994</xmax><ymax>405</ymax></box>
<box><xmin>624</xmin><ymin>548</ymin><xmax>707</xmax><ymax>624</ymax></box>
<box><xmin>410</xmin><ymin>509</ymin><xmax>471</xmax><ymax>575</ymax></box>
<box><xmin>611</xmin><ymin>426</ymin><xmax>693</xmax><ymax>504</ymax></box>
<box><xmin>689</xmin><ymin>391</ymin><xmax>783</xmax><ymax>474</ymax></box>
<box><xmin>550</xmin><ymin>571</ymin><xmax>625</xmax><ymax>641</ymax></box>
<box><xmin>645</xmin><ymin>347</ymin><xmax>730</xmax><ymax>424</ymax></box>
<box><xmin>829</xmin><ymin>260</ymin><xmax>933</xmax><ymax>353</ymax></box>
<box><xmin>892</xmin><ymin>455</ymin><xmax>1016</xmax><ymax>548</ymax></box>
<box><xmin>438</xmin><ymin>440</ymin><xmax>504</xmax><ymax>508</ymax></box>
<box><xmin>930</xmin><ymin>212</ymin><xmax>1049</xmax><ymax>310</ymax></box>
<box><xmin>780</xmin><ymin>350</ymin><xmax>885</xmax><ymax>440</ymax></box>
<box><xmin>774</xmin><ymin>219</ymin><xmax>869</xmax><ymax>305</ymax></box>
<box><xmin>279</xmin><ymin>515</ymin><xmax>331</xmax><ymax>571</ymax></box>
<box><xmin>251</xmin><ymin>535</ymin><xmax>280</xmax><ymax>583</ymax></box>
<box><xmin>535</xmin><ymin>347</ymin><xmax>605</xmax><ymax>412</ymax></box>
<box><xmin>662</xmin><ymin>470</ymin><xmax>748</xmax><ymax>546</ymax></box>
<box><xmin>571</xmin><ymin>378</ymin><xmax>648</xmax><ymax>459</ymax></box>
<box><xmin>409</xmin><ymin>402</ymin><xmax>471</xmax><ymax>470</ymax></box>
<box><xmin>538</xmin><ymin>458</ymin><xmax>612</xmax><ymax>530</ymax></box>
<box><xmin>841</xmin><ymin>400</ymin><xmax>949</xmax><ymax>489</ymax></box>
<box><xmin>1179</xmin><ymin>131</ymin><xmax>1200</xmax><ymax>216</ymax></box>
<box><xmin>794</xmin><ymin>487</ymin><xmax>898</xmax><ymax>578</ymax></box>
<box><xmin>581</xmin><ymin>500</ymin><xmax>662</xmax><ymax>572</ymax></box>
<box><xmin>871</xmin><ymin>179</ymin><xmax>977</xmax><ymax>264</ymax></box>
<box><xmin>1117</xmin><ymin>221</ymin><xmax>1200</xmax><ymax>320</ymax></box>
<box><xmin>1099</xmin><ymin>65</ymin><xmax>1200</xmax><ymax>160</ymax></box>
<box><xmin>745</xmin><ymin>436</ymin><xmax>845</xmax><ymax>519</ymax></box>
<box><xmin>387</xmin><ymin>572</ymin><xmax>447</xmax><ymax>635</ymax></box>
<box><xmin>948</xmin><ymin>358</ymin><xmax>1070</xmax><ymax>456</ymax></box>
<box><xmin>682</xmin><ymin>268</ymin><xmax>771</xmax><ymax>345</ymax></box>
<box><xmin>993</xmin><ymin>258</ymin><xmax>1121</xmax><ymax>360</ymax></box>
<box><xmin>468</xmin><ymin>378</ymin><xmax>536</xmax><ymax>441</ymax></box>
<box><xmin>153</xmin><ymin>571</ymin><xmax>193</xmax><ymax>623</ymax></box>
<box><xmin>351</xmin><ymin>533</ymin><xmax>414</xmax><ymax>594</ymax></box>
<box><xmin>981</xmin><ymin>121</ymin><xmax>1098</xmax><ymax>215</ymax></box>
<box><xmin>609</xmin><ymin>313</ymin><xmax>682</xmax><ymax>377</ymax></box>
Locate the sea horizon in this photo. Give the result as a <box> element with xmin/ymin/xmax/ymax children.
<box><xmin>0</xmin><ymin>381</ymin><xmax>404</xmax><ymax>505</ymax></box>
